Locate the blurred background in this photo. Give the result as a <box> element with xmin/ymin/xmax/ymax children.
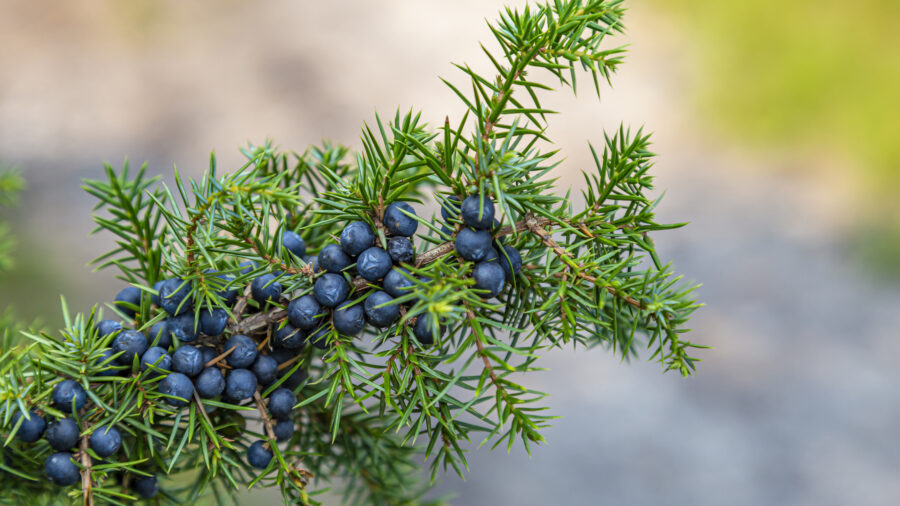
<box><xmin>1</xmin><ymin>0</ymin><xmax>898</xmax><ymax>504</ymax></box>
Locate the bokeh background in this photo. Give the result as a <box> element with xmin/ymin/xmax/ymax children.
<box><xmin>1</xmin><ymin>0</ymin><xmax>898</xmax><ymax>504</ymax></box>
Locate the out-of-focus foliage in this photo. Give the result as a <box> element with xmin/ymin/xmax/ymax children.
<box><xmin>0</xmin><ymin>169</ymin><xmax>25</xmax><ymax>273</ymax></box>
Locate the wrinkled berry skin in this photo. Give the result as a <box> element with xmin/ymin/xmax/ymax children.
<box><xmin>159</xmin><ymin>372</ymin><xmax>193</xmax><ymax>407</ymax></box>
<box><xmin>114</xmin><ymin>286</ymin><xmax>142</xmax><ymax>318</ymax></box>
<box><xmin>140</xmin><ymin>347</ymin><xmax>171</xmax><ymax>375</ymax></box>
<box><xmin>45</xmin><ymin>418</ymin><xmax>79</xmax><ymax>451</ymax></box>
<box><xmin>340</xmin><ymin>221</ymin><xmax>375</xmax><ymax>257</ymax></box>
<box><xmin>440</xmin><ymin>195</ymin><xmax>461</xmax><ymax>221</ymax></box>
<box><xmin>53</xmin><ymin>379</ymin><xmax>87</xmax><ymax>413</ymax></box>
<box><xmin>251</xmin><ymin>274</ymin><xmax>282</xmax><ymax>306</ymax></box>
<box><xmin>282</xmin><ymin>230</ymin><xmax>307</xmax><ymax>259</ymax></box>
<box><xmin>172</xmin><ymin>345</ymin><xmax>204</xmax><ymax>377</ymax></box>
<box><xmin>319</xmin><ymin>244</ymin><xmax>352</xmax><ymax>273</ymax></box>
<box><xmin>274</xmin><ymin>323</ymin><xmax>306</xmax><ymax>349</ymax></box>
<box><xmin>387</xmin><ymin>236</ymin><xmax>415</xmax><ymax>264</ymax></box>
<box><xmin>167</xmin><ymin>312</ymin><xmax>198</xmax><ymax>344</ymax></box>
<box><xmin>455</xmin><ymin>228</ymin><xmax>493</xmax><ymax>262</ymax></box>
<box><xmin>13</xmin><ymin>410</ymin><xmax>46</xmax><ymax>442</ymax></box>
<box><xmin>251</xmin><ymin>355</ymin><xmax>278</xmax><ymax>386</ymax></box>
<box><xmin>364</xmin><ymin>291</ymin><xmax>399</xmax><ymax>328</ymax></box>
<box><xmin>273</xmin><ymin>419</ymin><xmax>294</xmax><ymax>442</ymax></box>
<box><xmin>159</xmin><ymin>278</ymin><xmax>192</xmax><ymax>316</ymax></box>
<box><xmin>313</xmin><ymin>273</ymin><xmax>349</xmax><ymax>308</ymax></box>
<box><xmin>224</xmin><ymin>334</ymin><xmax>258</xmax><ymax>368</ymax></box>
<box><xmin>195</xmin><ymin>367</ymin><xmax>225</xmax><ymax>398</ymax></box>
<box><xmin>267</xmin><ymin>388</ymin><xmax>296</xmax><ymax>419</ymax></box>
<box><xmin>247</xmin><ymin>440</ymin><xmax>273</xmax><ymax>469</ymax></box>
<box><xmin>333</xmin><ymin>301</ymin><xmax>365</xmax><ymax>336</ymax></box>
<box><xmin>383</xmin><ymin>202</ymin><xmax>418</xmax><ymax>237</ymax></box>
<box><xmin>383</xmin><ymin>268</ymin><xmax>415</xmax><ymax>298</ymax></box>
<box><xmin>225</xmin><ymin>369</ymin><xmax>257</xmax><ymax>401</ymax></box>
<box><xmin>461</xmin><ymin>194</ymin><xmax>495</xmax><ymax>230</ymax></box>
<box><xmin>45</xmin><ymin>452</ymin><xmax>79</xmax><ymax>486</ymax></box>
<box><xmin>148</xmin><ymin>321</ymin><xmax>172</xmax><ymax>349</ymax></box>
<box><xmin>288</xmin><ymin>295</ymin><xmax>323</xmax><ymax>330</ymax></box>
<box><xmin>133</xmin><ymin>475</ymin><xmax>159</xmax><ymax>499</ymax></box>
<box><xmin>96</xmin><ymin>319</ymin><xmax>122</xmax><ymax>339</ymax></box>
<box><xmin>473</xmin><ymin>262</ymin><xmax>505</xmax><ymax>298</ymax></box>
<box><xmin>499</xmin><ymin>245</ymin><xmax>522</xmax><ymax>279</ymax></box>
<box><xmin>357</xmin><ymin>246</ymin><xmax>392</xmax><ymax>281</ymax></box>
<box><xmin>199</xmin><ymin>308</ymin><xmax>228</xmax><ymax>336</ymax></box>
<box><xmin>413</xmin><ymin>313</ymin><xmax>443</xmax><ymax>347</ymax></box>
<box><xmin>89</xmin><ymin>425</ymin><xmax>122</xmax><ymax>458</ymax></box>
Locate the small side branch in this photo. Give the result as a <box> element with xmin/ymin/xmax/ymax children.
<box><xmin>79</xmin><ymin>425</ymin><xmax>94</xmax><ymax>506</ymax></box>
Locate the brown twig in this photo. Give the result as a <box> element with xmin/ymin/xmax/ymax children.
<box><xmin>253</xmin><ymin>391</ymin><xmax>278</xmax><ymax>443</ymax></box>
<box><xmin>79</xmin><ymin>424</ymin><xmax>94</xmax><ymax>506</ymax></box>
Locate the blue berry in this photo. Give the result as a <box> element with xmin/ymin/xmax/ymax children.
<box><xmin>499</xmin><ymin>245</ymin><xmax>522</xmax><ymax>279</ymax></box>
<box><xmin>148</xmin><ymin>321</ymin><xmax>172</xmax><ymax>349</ymax></box>
<box><xmin>159</xmin><ymin>372</ymin><xmax>193</xmax><ymax>407</ymax></box>
<box><xmin>194</xmin><ymin>367</ymin><xmax>225</xmax><ymax>398</ymax></box>
<box><xmin>52</xmin><ymin>379</ymin><xmax>87</xmax><ymax>413</ymax></box>
<box><xmin>281</xmin><ymin>230</ymin><xmax>307</xmax><ymax>258</ymax></box>
<box><xmin>340</xmin><ymin>221</ymin><xmax>375</xmax><ymax>257</ymax></box>
<box><xmin>159</xmin><ymin>278</ymin><xmax>192</xmax><ymax>316</ymax></box>
<box><xmin>251</xmin><ymin>274</ymin><xmax>282</xmax><ymax>306</ymax></box>
<box><xmin>267</xmin><ymin>388</ymin><xmax>296</xmax><ymax>419</ymax></box>
<box><xmin>383</xmin><ymin>202</ymin><xmax>418</xmax><ymax>237</ymax></box>
<box><xmin>251</xmin><ymin>355</ymin><xmax>278</xmax><ymax>386</ymax></box>
<box><xmin>206</xmin><ymin>271</ymin><xmax>239</xmax><ymax>306</ymax></box>
<box><xmin>440</xmin><ymin>195</ymin><xmax>461</xmax><ymax>221</ymax></box>
<box><xmin>140</xmin><ymin>347</ymin><xmax>171</xmax><ymax>375</ymax></box>
<box><xmin>333</xmin><ymin>301</ymin><xmax>365</xmax><ymax>336</ymax></box>
<box><xmin>319</xmin><ymin>244</ymin><xmax>352</xmax><ymax>273</ymax></box>
<box><xmin>308</xmin><ymin>326</ymin><xmax>330</xmax><ymax>350</ymax></box>
<box><xmin>387</xmin><ymin>236</ymin><xmax>414</xmax><ymax>264</ymax></box>
<box><xmin>247</xmin><ymin>440</ymin><xmax>272</xmax><ymax>469</ymax></box>
<box><xmin>364</xmin><ymin>291</ymin><xmax>399</xmax><ymax>328</ymax></box>
<box><xmin>274</xmin><ymin>323</ymin><xmax>306</xmax><ymax>350</ymax></box>
<box><xmin>114</xmin><ymin>286</ymin><xmax>142</xmax><ymax>318</ymax></box>
<box><xmin>303</xmin><ymin>255</ymin><xmax>319</xmax><ymax>271</ymax></box>
<box><xmin>45</xmin><ymin>418</ymin><xmax>79</xmax><ymax>451</ymax></box>
<box><xmin>313</xmin><ymin>273</ymin><xmax>349</xmax><ymax>308</ymax></box>
<box><xmin>288</xmin><ymin>295</ymin><xmax>323</xmax><ymax>329</ymax></box>
<box><xmin>473</xmin><ymin>262</ymin><xmax>505</xmax><ymax>298</ymax></box>
<box><xmin>45</xmin><ymin>452</ymin><xmax>79</xmax><ymax>486</ymax></box>
<box><xmin>268</xmin><ymin>348</ymin><xmax>295</xmax><ymax>365</ymax></box>
<box><xmin>482</xmin><ymin>247</ymin><xmax>499</xmax><ymax>263</ymax></box>
<box><xmin>273</xmin><ymin>419</ymin><xmax>294</xmax><ymax>442</ymax></box>
<box><xmin>280</xmin><ymin>365</ymin><xmax>308</xmax><ymax>389</ymax></box>
<box><xmin>13</xmin><ymin>410</ymin><xmax>46</xmax><ymax>442</ymax></box>
<box><xmin>199</xmin><ymin>308</ymin><xmax>228</xmax><ymax>336</ymax></box>
<box><xmin>225</xmin><ymin>369</ymin><xmax>257</xmax><ymax>401</ymax></box>
<box><xmin>96</xmin><ymin>319</ymin><xmax>122</xmax><ymax>339</ymax></box>
<box><xmin>238</xmin><ymin>261</ymin><xmax>257</xmax><ymax>276</ymax></box>
<box><xmin>383</xmin><ymin>268</ymin><xmax>415</xmax><ymax>298</ymax></box>
<box><xmin>133</xmin><ymin>475</ymin><xmax>158</xmax><ymax>499</ymax></box>
<box><xmin>357</xmin><ymin>246</ymin><xmax>392</xmax><ymax>281</ymax></box>
<box><xmin>461</xmin><ymin>194</ymin><xmax>495</xmax><ymax>230</ymax></box>
<box><xmin>95</xmin><ymin>348</ymin><xmax>123</xmax><ymax>377</ymax></box>
<box><xmin>455</xmin><ymin>228</ymin><xmax>493</xmax><ymax>262</ymax></box>
<box><xmin>167</xmin><ymin>312</ymin><xmax>198</xmax><ymax>343</ymax></box>
<box><xmin>224</xmin><ymin>334</ymin><xmax>258</xmax><ymax>368</ymax></box>
<box><xmin>172</xmin><ymin>345</ymin><xmax>204</xmax><ymax>377</ymax></box>
<box><xmin>89</xmin><ymin>425</ymin><xmax>122</xmax><ymax>458</ymax></box>
<box><xmin>198</xmin><ymin>345</ymin><xmax>218</xmax><ymax>365</ymax></box>
<box><xmin>151</xmin><ymin>280</ymin><xmax>165</xmax><ymax>306</ymax></box>
<box><xmin>413</xmin><ymin>314</ymin><xmax>443</xmax><ymax>347</ymax></box>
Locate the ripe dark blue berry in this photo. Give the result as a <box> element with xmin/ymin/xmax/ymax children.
<box><xmin>45</xmin><ymin>418</ymin><xmax>79</xmax><ymax>451</ymax></box>
<box><xmin>281</xmin><ymin>230</ymin><xmax>307</xmax><ymax>259</ymax></box>
<box><xmin>313</xmin><ymin>273</ymin><xmax>349</xmax><ymax>308</ymax></box>
<box><xmin>267</xmin><ymin>388</ymin><xmax>296</xmax><ymax>419</ymax></box>
<box><xmin>45</xmin><ymin>452</ymin><xmax>79</xmax><ymax>486</ymax></box>
<box><xmin>473</xmin><ymin>261</ymin><xmax>505</xmax><ymax>298</ymax></box>
<box><xmin>280</xmin><ymin>365</ymin><xmax>309</xmax><ymax>389</ymax></box>
<box><xmin>413</xmin><ymin>314</ymin><xmax>443</xmax><ymax>347</ymax></box>
<box><xmin>172</xmin><ymin>345</ymin><xmax>204</xmax><ymax>377</ymax></box>
<box><xmin>383</xmin><ymin>267</ymin><xmax>415</xmax><ymax>298</ymax></box>
<box><xmin>151</xmin><ymin>280</ymin><xmax>165</xmax><ymax>306</ymax></box>
<box><xmin>159</xmin><ymin>278</ymin><xmax>192</xmax><ymax>316</ymax></box>
<box><xmin>52</xmin><ymin>380</ymin><xmax>87</xmax><ymax>413</ymax></box>
<box><xmin>383</xmin><ymin>201</ymin><xmax>418</xmax><ymax>237</ymax></box>
<box><xmin>133</xmin><ymin>475</ymin><xmax>159</xmax><ymax>499</ymax></box>
<box><xmin>308</xmin><ymin>326</ymin><xmax>330</xmax><ymax>350</ymax></box>
<box><xmin>251</xmin><ymin>274</ymin><xmax>282</xmax><ymax>306</ymax></box>
<box><xmin>340</xmin><ymin>221</ymin><xmax>375</xmax><ymax>257</ymax></box>
<box><xmin>140</xmin><ymin>347</ymin><xmax>171</xmax><ymax>375</ymax></box>
<box><xmin>148</xmin><ymin>321</ymin><xmax>172</xmax><ymax>349</ymax></box>
<box><xmin>455</xmin><ymin>228</ymin><xmax>493</xmax><ymax>262</ymax></box>
<box><xmin>461</xmin><ymin>194</ymin><xmax>495</xmax><ymax>230</ymax></box>
<box><xmin>440</xmin><ymin>195</ymin><xmax>461</xmax><ymax>221</ymax></box>
<box><xmin>238</xmin><ymin>260</ymin><xmax>257</xmax><ymax>275</ymax></box>
<box><xmin>499</xmin><ymin>245</ymin><xmax>522</xmax><ymax>279</ymax></box>
<box><xmin>288</xmin><ymin>294</ymin><xmax>323</xmax><ymax>330</ymax></box>
<box><xmin>194</xmin><ymin>367</ymin><xmax>225</xmax><ymax>398</ymax></box>
<box><xmin>167</xmin><ymin>312</ymin><xmax>198</xmax><ymax>343</ymax></box>
<box><xmin>114</xmin><ymin>285</ymin><xmax>142</xmax><ymax>318</ymax></box>
<box><xmin>198</xmin><ymin>346</ymin><xmax>218</xmax><ymax>365</ymax></box>
<box><xmin>224</xmin><ymin>334</ymin><xmax>258</xmax><ymax>368</ymax></box>
<box><xmin>159</xmin><ymin>372</ymin><xmax>193</xmax><ymax>407</ymax></box>
<box><xmin>206</xmin><ymin>271</ymin><xmax>239</xmax><ymax>305</ymax></box>
<box><xmin>225</xmin><ymin>369</ymin><xmax>257</xmax><ymax>401</ymax></box>
<box><xmin>319</xmin><ymin>244</ymin><xmax>352</xmax><ymax>273</ymax></box>
<box><xmin>247</xmin><ymin>440</ymin><xmax>272</xmax><ymax>469</ymax></box>
<box><xmin>333</xmin><ymin>301</ymin><xmax>365</xmax><ymax>336</ymax></box>
<box><xmin>357</xmin><ymin>246</ymin><xmax>392</xmax><ymax>281</ymax></box>
<box><xmin>387</xmin><ymin>236</ymin><xmax>415</xmax><ymax>264</ymax></box>
<box><xmin>304</xmin><ymin>254</ymin><xmax>319</xmax><ymax>271</ymax></box>
<box><xmin>95</xmin><ymin>348</ymin><xmax>122</xmax><ymax>377</ymax></box>
<box><xmin>89</xmin><ymin>425</ymin><xmax>122</xmax><ymax>458</ymax></box>
<box><xmin>482</xmin><ymin>247</ymin><xmax>499</xmax><ymax>263</ymax></box>
<box><xmin>96</xmin><ymin>319</ymin><xmax>122</xmax><ymax>339</ymax></box>
<box><xmin>273</xmin><ymin>419</ymin><xmax>294</xmax><ymax>442</ymax></box>
<box><xmin>199</xmin><ymin>308</ymin><xmax>228</xmax><ymax>336</ymax></box>
<box><xmin>274</xmin><ymin>323</ymin><xmax>306</xmax><ymax>349</ymax></box>
<box><xmin>251</xmin><ymin>355</ymin><xmax>278</xmax><ymax>386</ymax></box>
<box><xmin>364</xmin><ymin>291</ymin><xmax>399</xmax><ymax>328</ymax></box>
<box><xmin>13</xmin><ymin>410</ymin><xmax>46</xmax><ymax>442</ymax></box>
